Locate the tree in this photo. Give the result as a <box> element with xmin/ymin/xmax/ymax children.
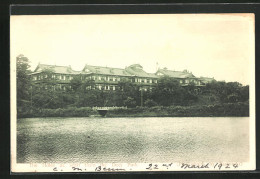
<box><xmin>70</xmin><ymin>75</ymin><xmax>82</xmax><ymax>91</ymax></box>
<box><xmin>152</xmin><ymin>76</ymin><xmax>183</xmax><ymax>106</ymax></box>
<box><xmin>16</xmin><ymin>54</ymin><xmax>32</xmax><ymax>110</ymax></box>
<box><xmin>144</xmin><ymin>99</ymin><xmax>158</xmax><ymax>107</ymax></box>
<box><xmin>202</xmin><ymin>81</ymin><xmax>248</xmax><ymax>104</ymax></box>
<box><xmin>124</xmin><ymin>97</ymin><xmax>136</xmax><ymax>108</ymax></box>
<box><xmin>118</xmin><ymin>79</ymin><xmax>140</xmax><ymax>106</ymax></box>
<box><xmin>239</xmin><ymin>85</ymin><xmax>249</xmax><ymax>102</ymax></box>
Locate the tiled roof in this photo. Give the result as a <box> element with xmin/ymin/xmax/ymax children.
<box><xmin>31</xmin><ymin>63</ymin><xmax>204</xmax><ymax>80</ymax></box>
<box><xmin>33</xmin><ymin>64</ymin><xmax>80</xmax><ymax>74</ymax></box>
<box><xmin>125</xmin><ymin>64</ymin><xmax>158</xmax><ymax>78</ymax></box>
<box><xmin>82</xmin><ymin>65</ymin><xmax>133</xmax><ymax>77</ymax></box>
<box><xmin>156</xmin><ymin>69</ymin><xmax>195</xmax><ymax>78</ymax></box>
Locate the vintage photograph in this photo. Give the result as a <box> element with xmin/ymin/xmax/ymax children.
<box><xmin>11</xmin><ymin>14</ymin><xmax>255</xmax><ymax>172</ymax></box>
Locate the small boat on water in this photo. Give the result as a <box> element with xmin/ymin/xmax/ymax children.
<box><xmin>93</xmin><ymin>106</ymin><xmax>127</xmax><ymax>117</ymax></box>
<box><xmin>97</xmin><ymin>109</ymin><xmax>108</xmax><ymax>117</ymax></box>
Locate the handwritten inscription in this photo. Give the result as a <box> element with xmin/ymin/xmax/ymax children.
<box><xmin>181</xmin><ymin>163</ymin><xmax>209</xmax><ymax>169</ymax></box>
<box><xmin>48</xmin><ymin>162</ymin><xmax>240</xmax><ymax>172</ymax></box>
<box><xmin>95</xmin><ymin>166</ymin><xmax>125</xmax><ymax>172</ymax></box>
<box><xmin>145</xmin><ymin>162</ymin><xmax>239</xmax><ymax>170</ymax></box>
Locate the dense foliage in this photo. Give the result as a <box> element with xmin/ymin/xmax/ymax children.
<box><xmin>16</xmin><ymin>55</ymin><xmax>249</xmax><ymax>117</ymax></box>
<box><xmin>16</xmin><ymin>55</ymin><xmax>32</xmax><ymax>113</ymax></box>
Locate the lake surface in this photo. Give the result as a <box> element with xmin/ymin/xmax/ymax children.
<box><xmin>17</xmin><ymin>117</ymin><xmax>249</xmax><ymax>163</ymax></box>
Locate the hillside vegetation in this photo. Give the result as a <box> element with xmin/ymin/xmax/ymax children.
<box><xmin>17</xmin><ymin>55</ymin><xmax>249</xmax><ymax>118</ymax></box>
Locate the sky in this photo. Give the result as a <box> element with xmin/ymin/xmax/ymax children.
<box><xmin>10</xmin><ymin>14</ymin><xmax>254</xmax><ymax>85</ymax></box>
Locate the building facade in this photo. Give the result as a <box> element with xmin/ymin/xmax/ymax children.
<box><xmin>30</xmin><ymin>63</ymin><xmax>214</xmax><ymax>90</ymax></box>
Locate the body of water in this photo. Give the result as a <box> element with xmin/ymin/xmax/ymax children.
<box><xmin>17</xmin><ymin>117</ymin><xmax>249</xmax><ymax>163</ymax></box>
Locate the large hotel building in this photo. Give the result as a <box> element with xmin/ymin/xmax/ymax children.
<box><xmin>30</xmin><ymin>63</ymin><xmax>214</xmax><ymax>91</ymax></box>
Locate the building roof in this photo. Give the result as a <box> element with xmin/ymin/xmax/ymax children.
<box><xmin>125</xmin><ymin>64</ymin><xmax>158</xmax><ymax>78</ymax></box>
<box><xmin>199</xmin><ymin>77</ymin><xmax>215</xmax><ymax>83</ymax></box>
<box><xmin>156</xmin><ymin>68</ymin><xmax>195</xmax><ymax>78</ymax></box>
<box><xmin>30</xmin><ymin>63</ymin><xmax>207</xmax><ymax>81</ymax></box>
<box><xmin>32</xmin><ymin>64</ymin><xmax>80</xmax><ymax>75</ymax></box>
<box><xmin>82</xmin><ymin>65</ymin><xmax>133</xmax><ymax>77</ymax></box>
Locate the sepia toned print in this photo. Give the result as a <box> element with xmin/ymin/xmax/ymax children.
<box><xmin>11</xmin><ymin>14</ymin><xmax>255</xmax><ymax>172</ymax></box>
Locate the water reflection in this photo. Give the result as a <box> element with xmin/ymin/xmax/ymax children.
<box><xmin>17</xmin><ymin>117</ymin><xmax>249</xmax><ymax>163</ymax></box>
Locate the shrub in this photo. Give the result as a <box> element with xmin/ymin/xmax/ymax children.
<box><xmin>144</xmin><ymin>99</ymin><xmax>158</xmax><ymax>107</ymax></box>
<box><xmin>123</xmin><ymin>97</ymin><xmax>137</xmax><ymax>108</ymax></box>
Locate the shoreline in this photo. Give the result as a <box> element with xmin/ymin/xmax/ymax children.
<box><xmin>17</xmin><ymin>102</ymin><xmax>249</xmax><ymax>118</ymax></box>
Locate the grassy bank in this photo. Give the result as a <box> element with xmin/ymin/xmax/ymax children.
<box><xmin>18</xmin><ymin>102</ymin><xmax>249</xmax><ymax>118</ymax></box>
<box><xmin>106</xmin><ymin>102</ymin><xmax>249</xmax><ymax>117</ymax></box>
<box><xmin>18</xmin><ymin>107</ymin><xmax>98</xmax><ymax>118</ymax></box>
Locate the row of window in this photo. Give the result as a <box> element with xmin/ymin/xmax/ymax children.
<box><xmin>85</xmin><ymin>76</ymin><xmax>121</xmax><ymax>82</ymax></box>
<box><xmin>43</xmin><ymin>84</ymin><xmax>72</xmax><ymax>90</ymax></box>
<box><xmin>32</xmin><ymin>74</ymin><xmax>200</xmax><ymax>85</ymax></box>
<box><xmin>132</xmin><ymin>78</ymin><xmax>157</xmax><ymax>84</ymax></box>
<box><xmin>84</xmin><ymin>75</ymin><xmax>158</xmax><ymax>84</ymax></box>
<box><xmin>86</xmin><ymin>85</ymin><xmax>153</xmax><ymax>91</ymax></box>
<box><xmin>180</xmin><ymin>79</ymin><xmax>200</xmax><ymax>84</ymax></box>
<box><xmin>32</xmin><ymin>74</ymin><xmax>74</xmax><ymax>81</ymax></box>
